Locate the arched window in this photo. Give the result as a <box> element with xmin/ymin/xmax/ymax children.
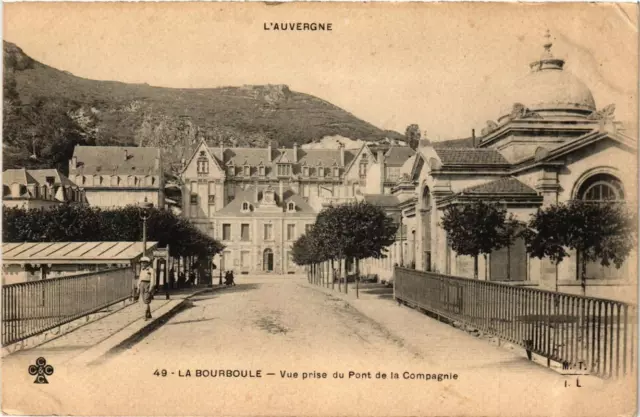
<box><xmin>287</xmin><ymin>202</ymin><xmax>295</xmax><ymax>212</ymax></box>
<box><xmin>578</xmin><ymin>173</ymin><xmax>624</xmax><ymax>202</ymax></box>
<box><xmin>242</xmin><ymin>202</ymin><xmax>249</xmax><ymax>212</ymax></box>
<box><xmin>197</xmin><ymin>151</ymin><xmax>209</xmax><ymax>174</ymax></box>
<box><xmin>576</xmin><ymin>173</ymin><xmax>625</xmax><ymax>280</ymax></box>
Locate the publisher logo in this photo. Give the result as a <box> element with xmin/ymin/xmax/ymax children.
<box><xmin>28</xmin><ymin>357</ymin><xmax>54</xmax><ymax>384</ymax></box>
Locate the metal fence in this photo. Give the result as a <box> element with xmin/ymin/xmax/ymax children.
<box><xmin>2</xmin><ymin>267</ymin><xmax>135</xmax><ymax>346</ymax></box>
<box><xmin>394</xmin><ymin>267</ymin><xmax>636</xmax><ymax>379</ymax></box>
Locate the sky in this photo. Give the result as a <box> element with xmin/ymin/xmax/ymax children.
<box><xmin>4</xmin><ymin>2</ymin><xmax>638</xmax><ymax>140</ymax></box>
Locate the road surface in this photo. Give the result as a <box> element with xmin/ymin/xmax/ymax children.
<box><xmin>2</xmin><ymin>276</ymin><xmax>635</xmax><ymax>416</ymax></box>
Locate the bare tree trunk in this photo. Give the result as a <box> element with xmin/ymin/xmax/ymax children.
<box><xmin>331</xmin><ymin>259</ymin><xmax>335</xmax><ymax>290</ymax></box>
<box><xmin>473</xmin><ymin>255</ymin><xmax>479</xmax><ymax>279</ymax></box>
<box><xmin>338</xmin><ymin>258</ymin><xmax>342</xmax><ymax>292</ymax></box>
<box><xmin>356</xmin><ymin>258</ymin><xmax>360</xmax><ymax>299</ymax></box>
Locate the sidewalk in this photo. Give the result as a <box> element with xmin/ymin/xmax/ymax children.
<box><xmin>2</xmin><ymin>286</ymin><xmax>220</xmax><ymax>368</ymax></box>
<box><xmin>304</xmin><ymin>280</ymin><xmax>611</xmax><ymax>387</ymax></box>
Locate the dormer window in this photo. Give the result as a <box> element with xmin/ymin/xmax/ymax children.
<box><xmin>243</xmin><ymin>165</ymin><xmax>250</xmax><ymax>176</ymax></box>
<box><xmin>259</xmin><ymin>165</ymin><xmax>265</xmax><ymax>176</ymax></box>
<box><xmin>303</xmin><ymin>166</ymin><xmax>309</xmax><ymax>176</ymax></box>
<box><xmin>277</xmin><ymin>164</ymin><xmax>291</xmax><ymax>177</ymax></box>
<box><xmin>287</xmin><ymin>202</ymin><xmax>295</xmax><ymax>212</ymax></box>
<box><xmin>197</xmin><ymin>151</ymin><xmax>209</xmax><ymax>174</ymax></box>
<box><xmin>241</xmin><ymin>201</ymin><xmax>250</xmax><ymax>212</ymax></box>
<box><xmin>333</xmin><ymin>167</ymin><xmax>339</xmax><ymax>177</ymax></box>
<box><xmin>227</xmin><ymin>164</ymin><xmax>235</xmax><ymax>176</ymax></box>
<box><xmin>318</xmin><ymin>166</ymin><xmax>325</xmax><ymax>178</ymax></box>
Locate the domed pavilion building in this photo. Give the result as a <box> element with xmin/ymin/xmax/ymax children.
<box><xmin>401</xmin><ymin>34</ymin><xmax>636</xmax><ymax>302</ymax></box>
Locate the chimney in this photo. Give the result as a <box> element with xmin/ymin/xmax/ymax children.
<box><xmin>124</xmin><ymin>149</ymin><xmax>129</xmax><ymax>161</ymax></box>
<box><xmin>267</xmin><ymin>141</ymin><xmax>272</xmax><ymax>162</ymax></box>
<box><xmin>293</xmin><ymin>143</ymin><xmax>298</xmax><ymax>163</ymax></box>
<box><xmin>279</xmin><ymin>180</ymin><xmax>284</xmax><ymax>205</ymax></box>
<box><xmin>219</xmin><ymin>141</ymin><xmax>224</xmax><ymax>161</ymax></box>
<box><xmin>339</xmin><ymin>142</ymin><xmax>345</xmax><ymax>166</ymax></box>
<box><xmin>472</xmin><ymin>129</ymin><xmax>476</xmax><ymax>148</ymax></box>
<box><xmin>377</xmin><ymin>150</ymin><xmax>385</xmax><ymax>194</ymax></box>
<box><xmin>155</xmin><ymin>149</ymin><xmax>161</xmax><ymax>171</ymax></box>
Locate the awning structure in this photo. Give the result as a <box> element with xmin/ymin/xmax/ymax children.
<box><xmin>2</xmin><ymin>241</ymin><xmax>159</xmax><ymax>265</ymax></box>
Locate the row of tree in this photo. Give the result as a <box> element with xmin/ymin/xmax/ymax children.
<box><xmin>291</xmin><ymin>201</ymin><xmax>398</xmax><ymax>297</ymax></box>
<box><xmin>3</xmin><ymin>204</ymin><xmax>224</xmax><ymax>259</ymax></box>
<box><xmin>440</xmin><ymin>200</ymin><xmax>636</xmax><ymax>291</ymax></box>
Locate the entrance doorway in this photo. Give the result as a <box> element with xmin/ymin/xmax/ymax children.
<box><xmin>263</xmin><ymin>248</ymin><xmax>274</xmax><ymax>272</ymax></box>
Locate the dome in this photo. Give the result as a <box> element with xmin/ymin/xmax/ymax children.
<box><xmin>499</xmin><ymin>32</ymin><xmax>596</xmax><ymax>121</ymax></box>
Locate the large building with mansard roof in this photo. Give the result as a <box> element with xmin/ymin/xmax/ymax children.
<box><xmin>180</xmin><ymin>139</ymin><xmax>415</xmax><ymax>275</ymax></box>
<box><xmin>371</xmin><ymin>33</ymin><xmax>637</xmax><ymax>303</ymax></box>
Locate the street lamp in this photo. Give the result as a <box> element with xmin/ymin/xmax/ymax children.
<box><xmin>138</xmin><ymin>197</ymin><xmax>153</xmax><ymax>254</ymax></box>
<box><xmin>219</xmin><ymin>252</ymin><xmax>224</xmax><ymax>286</ymax></box>
<box><xmin>411</xmin><ymin>230</ymin><xmax>416</xmax><ymax>269</ymax></box>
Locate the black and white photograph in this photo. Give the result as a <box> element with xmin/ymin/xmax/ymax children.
<box><xmin>1</xmin><ymin>2</ymin><xmax>638</xmax><ymax>416</ymax></box>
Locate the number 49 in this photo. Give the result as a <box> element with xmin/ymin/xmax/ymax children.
<box><xmin>154</xmin><ymin>369</ymin><xmax>168</xmax><ymax>377</ymax></box>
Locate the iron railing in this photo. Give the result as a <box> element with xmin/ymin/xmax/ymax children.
<box><xmin>2</xmin><ymin>267</ymin><xmax>135</xmax><ymax>346</ymax></box>
<box><xmin>394</xmin><ymin>267</ymin><xmax>636</xmax><ymax>379</ymax></box>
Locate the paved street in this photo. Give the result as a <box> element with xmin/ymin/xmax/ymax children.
<box><xmin>3</xmin><ymin>276</ymin><xmax>635</xmax><ymax>416</ymax></box>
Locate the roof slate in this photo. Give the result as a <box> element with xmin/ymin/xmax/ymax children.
<box><xmin>384</xmin><ymin>146</ymin><xmax>416</xmax><ymax>166</ymax></box>
<box><xmin>215</xmin><ymin>185</ymin><xmax>316</xmax><ymax>215</ymax></box>
<box><xmin>363</xmin><ymin>194</ymin><xmax>400</xmax><ymax>208</ymax></box>
<box><xmin>71</xmin><ymin>146</ymin><xmax>161</xmax><ymax>176</ymax></box>
<box><xmin>461</xmin><ymin>177</ymin><xmax>538</xmax><ymax>195</ymax></box>
<box><xmin>434</xmin><ymin>148</ymin><xmax>509</xmax><ymax>166</ymax></box>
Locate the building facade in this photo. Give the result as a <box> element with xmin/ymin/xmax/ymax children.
<box><xmin>3</xmin><ymin>168</ymin><xmax>85</xmax><ymax>209</ymax></box>
<box><xmin>180</xmin><ymin>140</ymin><xmax>415</xmax><ymax>274</ymax></box>
<box><xmin>362</xmin><ymin>36</ymin><xmax>637</xmax><ymax>303</ymax></box>
<box><xmin>68</xmin><ymin>146</ymin><xmax>165</xmax><ymax>209</ymax></box>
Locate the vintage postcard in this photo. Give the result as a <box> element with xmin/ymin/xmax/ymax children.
<box><xmin>1</xmin><ymin>2</ymin><xmax>638</xmax><ymax>416</ymax></box>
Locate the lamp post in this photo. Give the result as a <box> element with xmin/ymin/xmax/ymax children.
<box><xmin>139</xmin><ymin>197</ymin><xmax>153</xmax><ymax>255</ymax></box>
<box><xmin>411</xmin><ymin>230</ymin><xmax>416</xmax><ymax>269</ymax></box>
<box><xmin>396</xmin><ymin>212</ymin><xmax>404</xmax><ymax>268</ymax></box>
<box><xmin>219</xmin><ymin>252</ymin><xmax>224</xmax><ymax>286</ymax></box>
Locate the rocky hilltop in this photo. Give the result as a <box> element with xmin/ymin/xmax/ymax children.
<box><xmin>3</xmin><ymin>41</ymin><xmax>402</xmax><ymax>176</ymax></box>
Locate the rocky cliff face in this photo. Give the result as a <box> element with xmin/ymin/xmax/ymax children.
<box><xmin>3</xmin><ymin>41</ymin><xmax>402</xmax><ymax>176</ymax></box>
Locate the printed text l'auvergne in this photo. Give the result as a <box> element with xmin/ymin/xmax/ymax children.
<box><xmin>264</xmin><ymin>22</ymin><xmax>333</xmax><ymax>31</ymax></box>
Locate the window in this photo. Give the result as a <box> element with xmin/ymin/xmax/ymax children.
<box><xmin>259</xmin><ymin>165</ymin><xmax>265</xmax><ymax>176</ymax></box>
<box><xmin>359</xmin><ymin>161</ymin><xmax>368</xmax><ymax>177</ymax></box>
<box><xmin>243</xmin><ymin>165</ymin><xmax>250</xmax><ymax>176</ymax></box>
<box><xmin>318</xmin><ymin>166</ymin><xmax>325</xmax><ymax>177</ymax></box>
<box><xmin>222</xmin><ymin>224</ymin><xmax>231</xmax><ymax>241</ymax></box>
<box><xmin>287</xmin><ymin>224</ymin><xmax>296</xmax><ymax>240</ymax></box>
<box><xmin>241</xmin><ymin>251</ymin><xmax>251</xmax><ymax>268</ymax></box>
<box><xmin>303</xmin><ymin>166</ymin><xmax>309</xmax><ymax>176</ymax></box>
<box><xmin>227</xmin><ymin>165</ymin><xmax>235</xmax><ymax>176</ymax></box>
<box><xmin>287</xmin><ymin>202</ymin><xmax>295</xmax><ymax>212</ymax></box>
<box><xmin>277</xmin><ymin>164</ymin><xmax>291</xmax><ymax>176</ymax></box>
<box><xmin>190</xmin><ymin>194</ymin><xmax>198</xmax><ymax>205</ymax></box>
<box><xmin>241</xmin><ymin>224</ymin><xmax>250</xmax><ymax>241</ymax></box>
<box><xmin>264</xmin><ymin>224</ymin><xmax>273</xmax><ymax>240</ymax></box>
<box><xmin>580</xmin><ymin>174</ymin><xmax>624</xmax><ymax>201</ymax></box>
<box><xmin>242</xmin><ymin>202</ymin><xmax>250</xmax><ymax>212</ymax></box>
<box><xmin>333</xmin><ymin>167</ymin><xmax>339</xmax><ymax>177</ymax></box>
<box><xmin>576</xmin><ymin>173</ymin><xmax>625</xmax><ymax>280</ymax></box>
<box><xmin>197</xmin><ymin>151</ymin><xmax>209</xmax><ymax>174</ymax></box>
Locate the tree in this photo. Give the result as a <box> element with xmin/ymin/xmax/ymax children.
<box><xmin>522</xmin><ymin>200</ymin><xmax>636</xmax><ymax>293</ymax></box>
<box><xmin>2</xmin><ymin>203</ymin><xmax>223</xmax><ymax>259</ymax></box>
<box><xmin>291</xmin><ymin>201</ymin><xmax>397</xmax><ymax>297</ymax></box>
<box><xmin>441</xmin><ymin>201</ymin><xmax>521</xmax><ymax>279</ymax></box>
<box><xmin>405</xmin><ymin>124</ymin><xmax>421</xmax><ymax>150</ymax></box>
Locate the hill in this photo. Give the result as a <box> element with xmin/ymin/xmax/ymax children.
<box><xmin>3</xmin><ymin>41</ymin><xmax>403</xmax><ymax>175</ymax></box>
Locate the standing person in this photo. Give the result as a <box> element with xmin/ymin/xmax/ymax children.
<box><xmin>137</xmin><ymin>257</ymin><xmax>155</xmax><ymax>320</ymax></box>
<box><xmin>168</xmin><ymin>268</ymin><xmax>176</xmax><ymax>290</ymax></box>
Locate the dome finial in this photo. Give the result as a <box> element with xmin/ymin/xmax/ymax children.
<box><xmin>543</xmin><ymin>29</ymin><xmax>553</xmax><ymax>57</ymax></box>
<box><xmin>530</xmin><ymin>28</ymin><xmax>564</xmax><ymax>71</ymax></box>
